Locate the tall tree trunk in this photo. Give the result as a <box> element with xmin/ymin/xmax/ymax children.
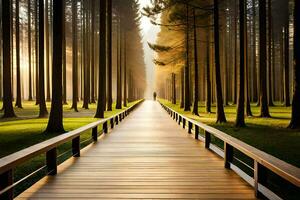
<box><xmin>214</xmin><ymin>0</ymin><xmax>227</xmax><ymax>123</ymax></box>
<box><xmin>236</xmin><ymin>0</ymin><xmax>246</xmax><ymax>127</ymax></box>
<box><xmin>35</xmin><ymin>0</ymin><xmax>39</xmax><ymax>105</ymax></box>
<box><xmin>284</xmin><ymin>24</ymin><xmax>291</xmax><ymax>106</ymax></box>
<box><xmin>82</xmin><ymin>2</ymin><xmax>89</xmax><ymax>109</ymax></box>
<box><xmin>95</xmin><ymin>0</ymin><xmax>107</xmax><ymax>118</ymax></box>
<box><xmin>206</xmin><ymin>30</ymin><xmax>211</xmax><ymax>113</ymax></box>
<box><xmin>38</xmin><ymin>0</ymin><xmax>48</xmax><ymax>117</ymax></box>
<box><xmin>90</xmin><ymin>0</ymin><xmax>96</xmax><ymax>103</ymax></box>
<box><xmin>180</xmin><ymin>68</ymin><xmax>184</xmax><ymax>108</ymax></box>
<box><xmin>15</xmin><ymin>0</ymin><xmax>22</xmax><ymax>108</ymax></box>
<box><xmin>172</xmin><ymin>73</ymin><xmax>176</xmax><ymax>104</ymax></box>
<box><xmin>46</xmin><ymin>0</ymin><xmax>51</xmax><ymax>102</ymax></box>
<box><xmin>46</xmin><ymin>0</ymin><xmax>65</xmax><ymax>133</ymax></box>
<box><xmin>184</xmin><ymin>2</ymin><xmax>190</xmax><ymax>111</ymax></box>
<box><xmin>259</xmin><ymin>0</ymin><xmax>271</xmax><ymax>117</ymax></box>
<box><xmin>28</xmin><ymin>0</ymin><xmax>33</xmax><ymax>101</ymax></box>
<box><xmin>233</xmin><ymin>0</ymin><xmax>237</xmax><ymax>105</ymax></box>
<box><xmin>10</xmin><ymin>0</ymin><xmax>14</xmax><ymax>102</ymax></box>
<box><xmin>107</xmin><ymin>0</ymin><xmax>112</xmax><ymax>110</ymax></box>
<box><xmin>2</xmin><ymin>0</ymin><xmax>16</xmax><ymax>118</ymax></box>
<box><xmin>71</xmin><ymin>0</ymin><xmax>78</xmax><ymax>112</ymax></box>
<box><xmin>252</xmin><ymin>0</ymin><xmax>258</xmax><ymax>103</ymax></box>
<box><xmin>288</xmin><ymin>0</ymin><xmax>300</xmax><ymax>128</ymax></box>
<box><xmin>116</xmin><ymin>18</ymin><xmax>122</xmax><ymax>109</ymax></box>
<box><xmin>123</xmin><ymin>32</ymin><xmax>127</xmax><ymax>107</ymax></box>
<box><xmin>245</xmin><ymin>9</ymin><xmax>252</xmax><ymax>117</ymax></box>
<box><xmin>62</xmin><ymin>0</ymin><xmax>67</xmax><ymax>105</ymax></box>
<box><xmin>268</xmin><ymin>0</ymin><xmax>274</xmax><ymax>106</ymax></box>
<box><xmin>192</xmin><ymin>9</ymin><xmax>199</xmax><ymax>115</ymax></box>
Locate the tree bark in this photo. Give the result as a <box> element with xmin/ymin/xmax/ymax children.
<box><xmin>206</xmin><ymin>30</ymin><xmax>211</xmax><ymax>113</ymax></box>
<box><xmin>284</xmin><ymin>24</ymin><xmax>291</xmax><ymax>106</ymax></box>
<box><xmin>46</xmin><ymin>0</ymin><xmax>51</xmax><ymax>102</ymax></box>
<box><xmin>236</xmin><ymin>0</ymin><xmax>246</xmax><ymax>127</ymax></box>
<box><xmin>116</xmin><ymin>18</ymin><xmax>122</xmax><ymax>109</ymax></box>
<box><xmin>172</xmin><ymin>73</ymin><xmax>176</xmax><ymax>104</ymax></box>
<box><xmin>2</xmin><ymin>0</ymin><xmax>16</xmax><ymax>118</ymax></box>
<box><xmin>90</xmin><ymin>0</ymin><xmax>96</xmax><ymax>104</ymax></box>
<box><xmin>214</xmin><ymin>0</ymin><xmax>227</xmax><ymax>123</ymax></box>
<box><xmin>107</xmin><ymin>0</ymin><xmax>112</xmax><ymax>110</ymax></box>
<box><xmin>259</xmin><ymin>0</ymin><xmax>271</xmax><ymax>117</ymax></box>
<box><xmin>28</xmin><ymin>0</ymin><xmax>33</xmax><ymax>101</ymax></box>
<box><xmin>15</xmin><ymin>0</ymin><xmax>22</xmax><ymax>108</ymax></box>
<box><xmin>288</xmin><ymin>0</ymin><xmax>300</xmax><ymax>128</ymax></box>
<box><xmin>35</xmin><ymin>0</ymin><xmax>40</xmax><ymax>105</ymax></box>
<box><xmin>252</xmin><ymin>0</ymin><xmax>258</xmax><ymax>103</ymax></box>
<box><xmin>46</xmin><ymin>0</ymin><xmax>65</xmax><ymax>133</ymax></box>
<box><xmin>95</xmin><ymin>0</ymin><xmax>107</xmax><ymax>118</ymax></box>
<box><xmin>71</xmin><ymin>0</ymin><xmax>78</xmax><ymax>112</ymax></box>
<box><xmin>38</xmin><ymin>0</ymin><xmax>48</xmax><ymax>117</ymax></box>
<box><xmin>232</xmin><ymin>0</ymin><xmax>238</xmax><ymax>105</ymax></box>
<box><xmin>123</xmin><ymin>32</ymin><xmax>127</xmax><ymax>107</ymax></box>
<box><xmin>62</xmin><ymin>0</ymin><xmax>67</xmax><ymax>105</ymax></box>
<box><xmin>180</xmin><ymin>68</ymin><xmax>184</xmax><ymax>108</ymax></box>
<box><xmin>192</xmin><ymin>9</ymin><xmax>199</xmax><ymax>115</ymax></box>
<box><xmin>184</xmin><ymin>3</ymin><xmax>190</xmax><ymax>111</ymax></box>
<box><xmin>268</xmin><ymin>0</ymin><xmax>274</xmax><ymax>106</ymax></box>
<box><xmin>82</xmin><ymin>2</ymin><xmax>89</xmax><ymax>109</ymax></box>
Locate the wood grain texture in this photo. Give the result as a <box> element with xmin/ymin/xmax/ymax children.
<box><xmin>16</xmin><ymin>101</ymin><xmax>256</xmax><ymax>199</ymax></box>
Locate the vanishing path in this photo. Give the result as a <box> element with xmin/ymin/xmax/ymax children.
<box><xmin>17</xmin><ymin>101</ymin><xmax>256</xmax><ymax>199</ymax></box>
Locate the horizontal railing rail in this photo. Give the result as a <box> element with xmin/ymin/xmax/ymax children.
<box><xmin>159</xmin><ymin>101</ymin><xmax>300</xmax><ymax>200</ymax></box>
<box><xmin>0</xmin><ymin>100</ymin><xmax>143</xmax><ymax>200</ymax></box>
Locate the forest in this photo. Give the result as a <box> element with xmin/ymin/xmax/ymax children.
<box><xmin>146</xmin><ymin>0</ymin><xmax>298</xmax><ymax>126</ymax></box>
<box><xmin>144</xmin><ymin>0</ymin><xmax>300</xmax><ymax>167</ymax></box>
<box><xmin>0</xmin><ymin>0</ymin><xmax>145</xmax><ymax>127</ymax></box>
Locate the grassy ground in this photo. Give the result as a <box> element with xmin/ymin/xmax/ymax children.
<box><xmin>159</xmin><ymin>99</ymin><xmax>300</xmax><ymax>168</ymax></box>
<box><xmin>0</xmin><ymin>100</ymin><xmax>140</xmax><ymax>158</ymax></box>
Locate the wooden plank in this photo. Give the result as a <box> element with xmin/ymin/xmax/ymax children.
<box><xmin>17</xmin><ymin>101</ymin><xmax>256</xmax><ymax>199</ymax></box>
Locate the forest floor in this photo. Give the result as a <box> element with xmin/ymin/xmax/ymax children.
<box><xmin>159</xmin><ymin>99</ymin><xmax>300</xmax><ymax>168</ymax></box>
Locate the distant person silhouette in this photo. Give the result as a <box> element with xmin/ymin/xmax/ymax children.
<box><xmin>153</xmin><ymin>92</ymin><xmax>157</xmax><ymax>101</ymax></box>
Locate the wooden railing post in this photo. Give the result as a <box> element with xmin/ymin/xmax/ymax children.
<box><xmin>224</xmin><ymin>143</ymin><xmax>233</xmax><ymax>169</ymax></box>
<box><xmin>119</xmin><ymin>114</ymin><xmax>122</xmax><ymax>122</ymax></box>
<box><xmin>46</xmin><ymin>148</ymin><xmax>57</xmax><ymax>175</ymax></box>
<box><xmin>0</xmin><ymin>170</ymin><xmax>13</xmax><ymax>200</ymax></box>
<box><xmin>195</xmin><ymin>125</ymin><xmax>199</xmax><ymax>139</ymax></box>
<box><xmin>188</xmin><ymin>122</ymin><xmax>192</xmax><ymax>134</ymax></box>
<box><xmin>72</xmin><ymin>136</ymin><xmax>80</xmax><ymax>157</ymax></box>
<box><xmin>176</xmin><ymin>113</ymin><xmax>178</xmax><ymax>122</ymax></box>
<box><xmin>116</xmin><ymin>116</ymin><xmax>119</xmax><ymax>125</ymax></box>
<box><xmin>205</xmin><ymin>131</ymin><xmax>211</xmax><ymax>148</ymax></box>
<box><xmin>110</xmin><ymin>118</ymin><xmax>114</xmax><ymax>129</ymax></box>
<box><xmin>103</xmin><ymin>122</ymin><xmax>108</xmax><ymax>134</ymax></box>
<box><xmin>183</xmin><ymin>118</ymin><xmax>186</xmax><ymax>129</ymax></box>
<box><xmin>254</xmin><ymin>161</ymin><xmax>267</xmax><ymax>198</ymax></box>
<box><xmin>92</xmin><ymin>126</ymin><xmax>98</xmax><ymax>141</ymax></box>
<box><xmin>178</xmin><ymin>116</ymin><xmax>181</xmax><ymax>125</ymax></box>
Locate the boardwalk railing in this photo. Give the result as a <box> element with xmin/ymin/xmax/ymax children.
<box><xmin>160</xmin><ymin>102</ymin><xmax>300</xmax><ymax>200</ymax></box>
<box><xmin>0</xmin><ymin>100</ymin><xmax>143</xmax><ymax>200</ymax></box>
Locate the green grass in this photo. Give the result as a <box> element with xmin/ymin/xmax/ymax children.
<box><xmin>159</xmin><ymin>99</ymin><xmax>300</xmax><ymax>168</ymax></box>
<box><xmin>0</xmin><ymin>100</ymin><xmax>141</xmax><ymax>158</ymax></box>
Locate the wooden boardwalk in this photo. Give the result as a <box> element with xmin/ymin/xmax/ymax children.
<box><xmin>17</xmin><ymin>101</ymin><xmax>256</xmax><ymax>199</ymax></box>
